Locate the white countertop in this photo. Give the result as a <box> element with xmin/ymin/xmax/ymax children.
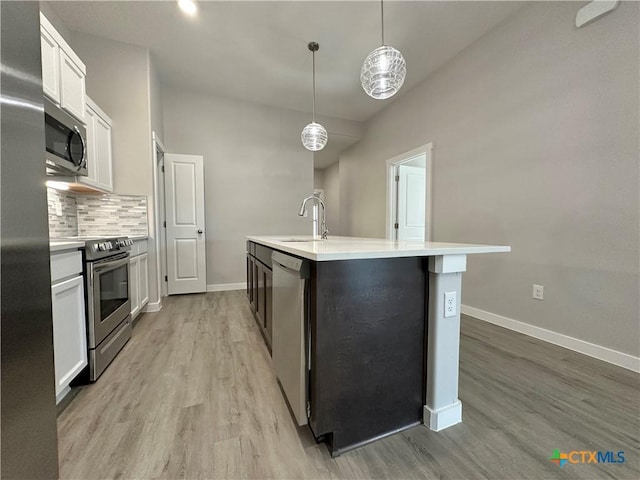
<box><xmin>49</xmin><ymin>240</ymin><xmax>85</xmax><ymax>253</ymax></box>
<box><xmin>247</xmin><ymin>235</ymin><xmax>510</xmax><ymax>261</ymax></box>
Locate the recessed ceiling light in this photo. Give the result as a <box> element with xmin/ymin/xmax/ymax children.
<box><xmin>178</xmin><ymin>0</ymin><xmax>198</xmax><ymax>17</ymax></box>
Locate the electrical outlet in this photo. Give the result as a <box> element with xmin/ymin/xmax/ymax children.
<box><xmin>444</xmin><ymin>291</ymin><xmax>457</xmax><ymax>318</ymax></box>
<box><xmin>533</xmin><ymin>284</ymin><xmax>544</xmax><ymax>300</ymax></box>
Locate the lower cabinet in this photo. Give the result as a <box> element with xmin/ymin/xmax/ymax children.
<box><xmin>130</xmin><ymin>255</ymin><xmax>140</xmax><ymax>318</ymax></box>
<box><xmin>139</xmin><ymin>253</ymin><xmax>149</xmax><ymax>307</ymax></box>
<box><xmin>51</xmin><ymin>274</ymin><xmax>87</xmax><ymax>403</ymax></box>
<box><xmin>246</xmin><ymin>254</ymin><xmax>253</xmax><ymax>304</ymax></box>
<box><xmin>264</xmin><ymin>266</ymin><xmax>273</xmax><ymax>346</ymax></box>
<box><xmin>129</xmin><ymin>252</ymin><xmax>149</xmax><ymax>320</ymax></box>
<box><xmin>252</xmin><ymin>259</ymin><xmax>259</xmax><ymax>313</ymax></box>
<box><xmin>256</xmin><ymin>261</ymin><xmax>265</xmax><ymax>326</ymax></box>
<box><xmin>246</xmin><ymin>241</ymin><xmax>273</xmax><ymax>352</ymax></box>
<box><xmin>129</xmin><ymin>239</ymin><xmax>149</xmax><ymax>320</ymax></box>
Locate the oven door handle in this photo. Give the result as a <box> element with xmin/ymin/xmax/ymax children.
<box><xmin>92</xmin><ymin>256</ymin><xmax>130</xmax><ymax>275</ymax></box>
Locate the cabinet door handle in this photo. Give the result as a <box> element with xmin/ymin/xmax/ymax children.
<box><xmin>197</xmin><ymin>229</ymin><xmax>203</xmax><ymax>234</ymax></box>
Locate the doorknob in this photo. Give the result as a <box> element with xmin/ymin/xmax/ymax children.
<box><xmin>197</xmin><ymin>229</ymin><xmax>203</xmax><ymax>234</ymax></box>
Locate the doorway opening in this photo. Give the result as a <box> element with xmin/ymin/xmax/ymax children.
<box><xmin>152</xmin><ymin>132</ymin><xmax>168</xmax><ymax>299</ymax></box>
<box><xmin>153</xmin><ymin>135</ymin><xmax>207</xmax><ymax>296</ymax></box>
<box><xmin>385</xmin><ymin>143</ymin><xmax>433</xmax><ymax>241</ymax></box>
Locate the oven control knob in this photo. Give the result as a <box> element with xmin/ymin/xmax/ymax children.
<box><xmin>97</xmin><ymin>243</ymin><xmax>104</xmax><ymax>251</ymax></box>
<box><xmin>107</xmin><ymin>241</ymin><xmax>113</xmax><ymax>249</ymax></box>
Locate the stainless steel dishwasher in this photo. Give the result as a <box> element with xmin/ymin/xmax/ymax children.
<box><xmin>271</xmin><ymin>250</ymin><xmax>310</xmax><ymax>426</ymax></box>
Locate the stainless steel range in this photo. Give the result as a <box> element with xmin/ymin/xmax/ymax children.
<box><xmin>74</xmin><ymin>236</ymin><xmax>134</xmax><ymax>380</ymax></box>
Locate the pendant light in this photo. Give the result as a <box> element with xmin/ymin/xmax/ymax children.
<box><xmin>301</xmin><ymin>42</ymin><xmax>328</xmax><ymax>152</ymax></box>
<box><xmin>360</xmin><ymin>0</ymin><xmax>406</xmax><ymax>100</ymax></box>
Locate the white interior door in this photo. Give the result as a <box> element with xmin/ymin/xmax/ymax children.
<box><xmin>164</xmin><ymin>154</ymin><xmax>206</xmax><ymax>294</ymax></box>
<box><xmin>396</xmin><ymin>164</ymin><xmax>426</xmax><ymax>241</ymax></box>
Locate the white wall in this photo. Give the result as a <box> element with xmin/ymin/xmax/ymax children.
<box><xmin>339</xmin><ymin>1</ymin><xmax>639</xmax><ymax>356</ymax></box>
<box><xmin>162</xmin><ymin>87</ymin><xmax>314</xmax><ymax>286</ymax></box>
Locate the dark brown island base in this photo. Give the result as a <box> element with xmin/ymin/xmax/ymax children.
<box><xmin>246</xmin><ymin>236</ymin><xmax>510</xmax><ymax>456</ymax></box>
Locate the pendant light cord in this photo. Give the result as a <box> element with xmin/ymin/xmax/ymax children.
<box><xmin>381</xmin><ymin>0</ymin><xmax>384</xmax><ymax>46</ymax></box>
<box><xmin>312</xmin><ymin>50</ymin><xmax>316</xmax><ymax>122</ymax></box>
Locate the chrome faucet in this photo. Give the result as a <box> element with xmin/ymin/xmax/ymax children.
<box><xmin>298</xmin><ymin>194</ymin><xmax>328</xmax><ymax>240</ymax></box>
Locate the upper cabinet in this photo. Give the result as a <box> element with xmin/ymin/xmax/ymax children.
<box><xmin>80</xmin><ymin>97</ymin><xmax>113</xmax><ymax>192</ymax></box>
<box><xmin>40</xmin><ymin>13</ymin><xmax>86</xmax><ymax>124</ymax></box>
<box><xmin>40</xmin><ymin>26</ymin><xmax>60</xmax><ymax>103</ymax></box>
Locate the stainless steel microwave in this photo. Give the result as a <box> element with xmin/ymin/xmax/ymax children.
<box><xmin>44</xmin><ymin>98</ymin><xmax>87</xmax><ymax>176</ymax></box>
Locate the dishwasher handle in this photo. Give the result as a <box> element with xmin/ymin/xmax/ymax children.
<box><xmin>272</xmin><ymin>251</ymin><xmax>310</xmax><ymax>278</ymax></box>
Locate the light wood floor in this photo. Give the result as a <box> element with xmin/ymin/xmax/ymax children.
<box><xmin>58</xmin><ymin>291</ymin><xmax>640</xmax><ymax>479</ymax></box>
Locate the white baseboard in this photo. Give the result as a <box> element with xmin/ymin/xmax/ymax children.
<box><xmin>424</xmin><ymin>400</ymin><xmax>462</xmax><ymax>432</ymax></box>
<box><xmin>142</xmin><ymin>300</ymin><xmax>162</xmax><ymax>313</ymax></box>
<box><xmin>56</xmin><ymin>385</ymin><xmax>71</xmax><ymax>405</ymax></box>
<box><xmin>462</xmin><ymin>305</ymin><xmax>640</xmax><ymax>373</ymax></box>
<box><xmin>206</xmin><ymin>282</ymin><xmax>246</xmax><ymax>292</ymax></box>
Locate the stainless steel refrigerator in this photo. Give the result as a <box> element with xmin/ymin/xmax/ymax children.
<box><xmin>1</xmin><ymin>1</ymin><xmax>60</xmax><ymax>478</ymax></box>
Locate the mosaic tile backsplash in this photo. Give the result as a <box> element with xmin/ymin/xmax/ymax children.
<box><xmin>77</xmin><ymin>194</ymin><xmax>148</xmax><ymax>237</ymax></box>
<box><xmin>47</xmin><ymin>188</ymin><xmax>79</xmax><ymax>237</ymax></box>
<box><xmin>47</xmin><ymin>188</ymin><xmax>148</xmax><ymax>238</ymax></box>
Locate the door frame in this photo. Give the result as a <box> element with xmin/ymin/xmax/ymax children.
<box><xmin>163</xmin><ymin>153</ymin><xmax>207</xmax><ymax>295</ymax></box>
<box><xmin>151</xmin><ymin>131</ymin><xmax>167</xmax><ymax>300</ymax></box>
<box><xmin>385</xmin><ymin>143</ymin><xmax>433</xmax><ymax>241</ymax></box>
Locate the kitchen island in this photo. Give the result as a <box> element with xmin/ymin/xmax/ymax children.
<box><xmin>246</xmin><ymin>235</ymin><xmax>510</xmax><ymax>456</ymax></box>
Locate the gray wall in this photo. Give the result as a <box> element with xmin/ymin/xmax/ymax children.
<box><xmin>39</xmin><ymin>2</ymin><xmax>71</xmax><ymax>41</ymax></box>
<box><xmin>313</xmin><ymin>168</ymin><xmax>324</xmax><ymax>191</ymax></box>
<box><xmin>68</xmin><ymin>31</ymin><xmax>161</xmax><ymax>307</ymax></box>
<box><xmin>338</xmin><ymin>1</ymin><xmax>639</xmax><ymax>356</ymax></box>
<box><xmin>70</xmin><ymin>32</ymin><xmax>153</xmax><ymax>196</ymax></box>
<box><xmin>149</xmin><ymin>58</ymin><xmax>164</xmax><ymax>143</ymax></box>
<box><xmin>321</xmin><ymin>162</ymin><xmax>341</xmax><ymax>236</ymax></box>
<box><xmin>162</xmin><ymin>87</ymin><xmax>314</xmax><ymax>286</ymax></box>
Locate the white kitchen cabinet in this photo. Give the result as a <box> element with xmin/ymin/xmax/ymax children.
<box><xmin>80</xmin><ymin>97</ymin><xmax>113</xmax><ymax>192</ymax></box>
<box><xmin>59</xmin><ymin>50</ymin><xmax>86</xmax><ymax>123</ymax></box>
<box><xmin>139</xmin><ymin>253</ymin><xmax>149</xmax><ymax>308</ymax></box>
<box><xmin>82</xmin><ymin>105</ymin><xmax>99</xmax><ymax>188</ymax></box>
<box><xmin>40</xmin><ymin>13</ymin><xmax>86</xmax><ymax>124</ymax></box>
<box><xmin>50</xmin><ymin>251</ymin><xmax>87</xmax><ymax>404</ymax></box>
<box><xmin>40</xmin><ymin>26</ymin><xmax>60</xmax><ymax>103</ymax></box>
<box><xmin>130</xmin><ymin>256</ymin><xmax>140</xmax><ymax>319</ymax></box>
<box><xmin>129</xmin><ymin>241</ymin><xmax>149</xmax><ymax>320</ymax></box>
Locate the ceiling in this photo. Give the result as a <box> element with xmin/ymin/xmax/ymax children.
<box><xmin>48</xmin><ymin>1</ymin><xmax>524</xmax><ymax>123</ymax></box>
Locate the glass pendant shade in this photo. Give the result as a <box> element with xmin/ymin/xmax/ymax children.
<box><xmin>361</xmin><ymin>45</ymin><xmax>406</xmax><ymax>100</ymax></box>
<box><xmin>301</xmin><ymin>42</ymin><xmax>327</xmax><ymax>152</ymax></box>
<box><xmin>301</xmin><ymin>122</ymin><xmax>327</xmax><ymax>151</ymax></box>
